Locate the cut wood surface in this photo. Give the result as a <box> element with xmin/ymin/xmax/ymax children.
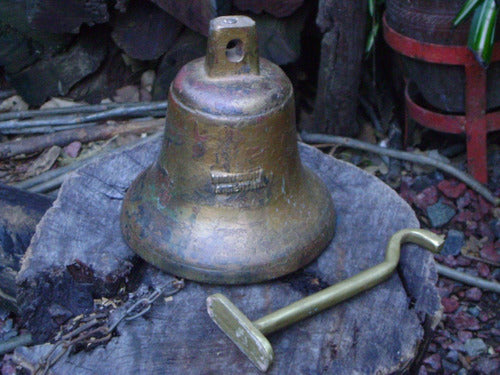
<box><xmin>26</xmin><ymin>0</ymin><xmax>109</xmax><ymax>34</ymax></box>
<box><xmin>0</xmin><ymin>184</ymin><xmax>53</xmax><ymax>312</ymax></box>
<box><xmin>7</xmin><ymin>28</ymin><xmax>107</xmax><ymax>106</ymax></box>
<box><xmin>16</xmin><ymin>137</ymin><xmax>441</xmax><ymax>373</ymax></box>
<box><xmin>111</xmin><ymin>0</ymin><xmax>183</xmax><ymax>61</ymax></box>
<box><xmin>150</xmin><ymin>0</ymin><xmax>230</xmax><ymax>36</ymax></box>
<box><xmin>233</xmin><ymin>0</ymin><xmax>304</xmax><ymax>18</ymax></box>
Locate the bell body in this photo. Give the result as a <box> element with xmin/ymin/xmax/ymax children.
<box><xmin>121</xmin><ymin>16</ymin><xmax>335</xmax><ymax>284</ymax></box>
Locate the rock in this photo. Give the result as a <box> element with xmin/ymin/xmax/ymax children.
<box><xmin>474</xmin><ymin>357</ymin><xmax>500</xmax><ymax>374</ymax></box>
<box><xmin>457</xmin><ymin>369</ymin><xmax>467</xmax><ymax>375</ymax></box>
<box><xmin>454</xmin><ymin>210</ymin><xmax>473</xmax><ymax>223</ymax></box>
<box><xmin>0</xmin><ymin>95</ymin><xmax>28</xmax><ymax>112</ymax></box>
<box><xmin>413</xmin><ymin>186</ymin><xmax>438</xmax><ymax>210</ymax></box>
<box><xmin>456</xmin><ymin>192</ymin><xmax>472</xmax><ymax>209</ymax></box>
<box><xmin>479</xmin><ymin>222</ymin><xmax>495</xmax><ymax>241</ymax></box>
<box><xmin>477</xmin><ymin>263</ymin><xmax>490</xmax><ymax>278</ymax></box>
<box><xmin>490</xmin><ymin>219</ymin><xmax>500</xmax><ymax>240</ymax></box>
<box><xmin>465</xmin><ymin>288</ymin><xmax>482</xmax><ymax>302</ymax></box>
<box><xmin>63</xmin><ymin>141</ymin><xmax>82</xmax><ymax>158</ymax></box>
<box><xmin>113</xmin><ymin>85</ymin><xmax>140</xmax><ymax>102</ymax></box>
<box><xmin>40</xmin><ymin>98</ymin><xmax>81</xmax><ymax>109</ymax></box>
<box><xmin>441</xmin><ymin>230</ymin><xmax>465</xmax><ymax>256</ymax></box>
<box><xmin>410</xmin><ymin>175</ymin><xmax>435</xmax><ymax>192</ymax></box>
<box><xmin>446</xmin><ymin>350</ymin><xmax>459</xmax><ymax>363</ymax></box>
<box><xmin>426</xmin><ymin>200</ymin><xmax>456</xmax><ymax>228</ymax></box>
<box><xmin>451</xmin><ymin>312</ymin><xmax>480</xmax><ymax>330</ymax></box>
<box><xmin>437</xmin><ymin>180</ymin><xmax>467</xmax><ymax>199</ymax></box>
<box><xmin>441</xmin><ymin>297</ymin><xmax>460</xmax><ymax>313</ymax></box>
<box><xmin>480</xmin><ymin>242</ymin><xmax>500</xmax><ymax>263</ymax></box>
<box><xmin>467</xmin><ymin>306</ymin><xmax>480</xmax><ymax>317</ymax></box>
<box><xmin>140</xmin><ymin>70</ymin><xmax>155</xmax><ymax>92</ymax></box>
<box><xmin>458</xmin><ymin>331</ymin><xmax>473</xmax><ymax>343</ymax></box>
<box><xmin>423</xmin><ymin>353</ymin><xmax>441</xmax><ymax>371</ymax></box>
<box><xmin>464</xmin><ymin>338</ymin><xmax>487</xmax><ymax>357</ymax></box>
<box><xmin>442</xmin><ymin>359</ymin><xmax>460</xmax><ymax>373</ymax></box>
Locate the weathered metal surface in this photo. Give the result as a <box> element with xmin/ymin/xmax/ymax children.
<box><xmin>207</xmin><ymin>229</ymin><xmax>444</xmax><ymax>371</ymax></box>
<box><xmin>120</xmin><ymin>16</ymin><xmax>335</xmax><ymax>284</ymax></box>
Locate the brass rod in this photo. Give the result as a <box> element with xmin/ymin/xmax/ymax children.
<box><xmin>253</xmin><ymin>229</ymin><xmax>444</xmax><ymax>335</ymax></box>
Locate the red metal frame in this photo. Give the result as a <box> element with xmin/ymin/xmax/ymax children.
<box><xmin>383</xmin><ymin>14</ymin><xmax>500</xmax><ymax>184</ymax></box>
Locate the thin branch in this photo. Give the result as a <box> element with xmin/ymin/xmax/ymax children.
<box><xmin>0</xmin><ymin>118</ymin><xmax>164</xmax><ymax>159</ymax></box>
<box><xmin>0</xmin><ymin>334</ymin><xmax>33</xmax><ymax>356</ymax></box>
<box><xmin>0</xmin><ymin>102</ymin><xmax>167</xmax><ymax>132</ymax></box>
<box><xmin>0</xmin><ymin>89</ymin><xmax>17</xmax><ymax>101</ymax></box>
<box><xmin>300</xmin><ymin>132</ymin><xmax>499</xmax><ymax>206</ymax></box>
<box><xmin>436</xmin><ymin>263</ymin><xmax>500</xmax><ymax>293</ymax></box>
<box><xmin>0</xmin><ymin>101</ymin><xmax>165</xmax><ymax>121</ymax></box>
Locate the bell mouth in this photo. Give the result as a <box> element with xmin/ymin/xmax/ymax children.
<box><xmin>120</xmin><ymin>163</ymin><xmax>335</xmax><ymax>284</ymax></box>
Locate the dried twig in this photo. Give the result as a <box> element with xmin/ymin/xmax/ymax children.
<box><xmin>0</xmin><ymin>334</ymin><xmax>33</xmax><ymax>356</ymax></box>
<box><xmin>436</xmin><ymin>263</ymin><xmax>500</xmax><ymax>293</ymax></box>
<box><xmin>0</xmin><ymin>89</ymin><xmax>17</xmax><ymax>101</ymax></box>
<box><xmin>0</xmin><ymin>118</ymin><xmax>164</xmax><ymax>159</ymax></box>
<box><xmin>0</xmin><ymin>102</ymin><xmax>167</xmax><ymax>132</ymax></box>
<box><xmin>300</xmin><ymin>132</ymin><xmax>499</xmax><ymax>206</ymax></box>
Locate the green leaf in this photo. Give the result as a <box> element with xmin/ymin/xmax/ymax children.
<box><xmin>468</xmin><ymin>0</ymin><xmax>498</xmax><ymax>65</ymax></box>
<box><xmin>365</xmin><ymin>22</ymin><xmax>379</xmax><ymax>53</ymax></box>
<box><xmin>453</xmin><ymin>0</ymin><xmax>482</xmax><ymax>26</ymax></box>
<box><xmin>368</xmin><ymin>0</ymin><xmax>375</xmax><ymax>17</ymax></box>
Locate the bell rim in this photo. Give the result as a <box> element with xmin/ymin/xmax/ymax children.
<box><xmin>120</xmin><ymin>165</ymin><xmax>335</xmax><ymax>284</ymax></box>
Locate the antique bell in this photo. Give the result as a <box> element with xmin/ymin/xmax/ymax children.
<box><xmin>120</xmin><ymin>15</ymin><xmax>335</xmax><ymax>284</ymax></box>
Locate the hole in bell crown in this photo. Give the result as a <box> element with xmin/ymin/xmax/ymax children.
<box><xmin>120</xmin><ymin>15</ymin><xmax>336</xmax><ymax>284</ymax></box>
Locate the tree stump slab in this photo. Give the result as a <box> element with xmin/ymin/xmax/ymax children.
<box><xmin>16</xmin><ymin>138</ymin><xmax>441</xmax><ymax>374</ymax></box>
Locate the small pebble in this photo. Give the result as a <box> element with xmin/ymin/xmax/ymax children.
<box><xmin>451</xmin><ymin>312</ymin><xmax>480</xmax><ymax>330</ymax></box>
<box><xmin>423</xmin><ymin>353</ymin><xmax>441</xmax><ymax>371</ymax></box>
<box><xmin>413</xmin><ymin>186</ymin><xmax>438</xmax><ymax>210</ymax></box>
<box><xmin>426</xmin><ymin>200</ymin><xmax>456</xmax><ymax>228</ymax></box>
<box><xmin>457</xmin><ymin>192</ymin><xmax>472</xmax><ymax>209</ymax></box>
<box><xmin>490</xmin><ymin>219</ymin><xmax>500</xmax><ymax>240</ymax></box>
<box><xmin>442</xmin><ymin>359</ymin><xmax>460</xmax><ymax>373</ymax></box>
<box><xmin>467</xmin><ymin>306</ymin><xmax>480</xmax><ymax>317</ymax></box>
<box><xmin>438</xmin><ymin>179</ymin><xmax>467</xmax><ymax>199</ymax></box>
<box><xmin>63</xmin><ymin>141</ymin><xmax>82</xmax><ymax>158</ymax></box>
<box><xmin>477</xmin><ymin>262</ymin><xmax>490</xmax><ymax>278</ymax></box>
<box><xmin>480</xmin><ymin>242</ymin><xmax>500</xmax><ymax>263</ymax></box>
<box><xmin>446</xmin><ymin>350</ymin><xmax>459</xmax><ymax>363</ymax></box>
<box><xmin>464</xmin><ymin>338</ymin><xmax>487</xmax><ymax>357</ymax></box>
<box><xmin>441</xmin><ymin>297</ymin><xmax>460</xmax><ymax>313</ymax></box>
<box><xmin>441</xmin><ymin>230</ymin><xmax>465</xmax><ymax>256</ymax></box>
<box><xmin>465</xmin><ymin>287</ymin><xmax>482</xmax><ymax>302</ymax></box>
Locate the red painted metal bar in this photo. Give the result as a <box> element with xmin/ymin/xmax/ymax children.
<box><xmin>405</xmin><ymin>85</ymin><xmax>465</xmax><ymax>134</ymax></box>
<box><xmin>383</xmin><ymin>13</ymin><xmax>499</xmax><ymax>183</ymax></box>
<box><xmin>465</xmin><ymin>63</ymin><xmax>488</xmax><ymax>183</ymax></box>
<box><xmin>383</xmin><ymin>15</ymin><xmax>500</xmax><ymax>65</ymax></box>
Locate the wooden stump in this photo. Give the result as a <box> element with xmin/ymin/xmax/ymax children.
<box><xmin>16</xmin><ymin>138</ymin><xmax>441</xmax><ymax>373</ymax></box>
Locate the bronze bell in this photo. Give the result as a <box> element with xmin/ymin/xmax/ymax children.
<box><xmin>120</xmin><ymin>15</ymin><xmax>335</xmax><ymax>284</ymax></box>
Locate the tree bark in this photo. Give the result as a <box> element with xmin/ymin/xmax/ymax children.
<box><xmin>309</xmin><ymin>0</ymin><xmax>367</xmax><ymax>136</ymax></box>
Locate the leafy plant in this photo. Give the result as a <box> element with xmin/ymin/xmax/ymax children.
<box><xmin>453</xmin><ymin>0</ymin><xmax>498</xmax><ymax>66</ymax></box>
<box><xmin>365</xmin><ymin>0</ymin><xmax>385</xmax><ymax>54</ymax></box>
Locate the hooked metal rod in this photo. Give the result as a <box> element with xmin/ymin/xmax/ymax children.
<box><xmin>253</xmin><ymin>229</ymin><xmax>444</xmax><ymax>335</ymax></box>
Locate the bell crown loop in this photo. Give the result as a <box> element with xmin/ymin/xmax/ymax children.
<box><xmin>205</xmin><ymin>16</ymin><xmax>260</xmax><ymax>77</ymax></box>
<box><xmin>171</xmin><ymin>16</ymin><xmax>291</xmax><ymax>118</ymax></box>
